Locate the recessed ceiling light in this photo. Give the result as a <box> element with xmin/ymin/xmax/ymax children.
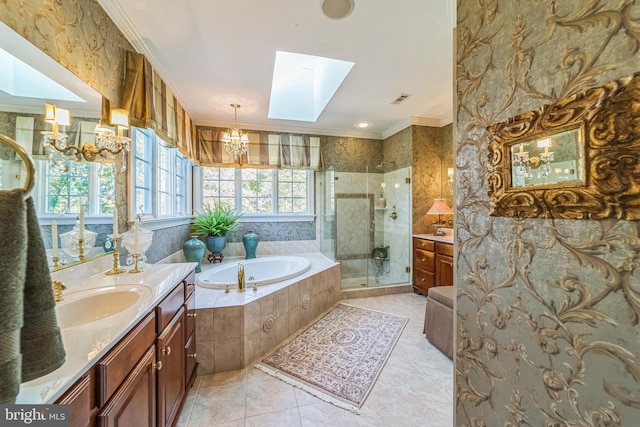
<box><xmin>357</xmin><ymin>122</ymin><xmax>369</xmax><ymax>128</ymax></box>
<box><xmin>268</xmin><ymin>51</ymin><xmax>354</xmax><ymax>122</ymax></box>
<box><xmin>321</xmin><ymin>0</ymin><xmax>355</xmax><ymax>20</ymax></box>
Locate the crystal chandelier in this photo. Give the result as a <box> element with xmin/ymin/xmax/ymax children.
<box><xmin>222</xmin><ymin>103</ymin><xmax>249</xmax><ymax>160</ymax></box>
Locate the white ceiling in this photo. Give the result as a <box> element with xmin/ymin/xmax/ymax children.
<box><xmin>98</xmin><ymin>0</ymin><xmax>454</xmax><ymax>139</ymax></box>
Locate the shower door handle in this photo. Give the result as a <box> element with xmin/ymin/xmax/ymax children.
<box><xmin>370</xmin><ymin>220</ymin><xmax>375</xmax><ymax>232</ymax></box>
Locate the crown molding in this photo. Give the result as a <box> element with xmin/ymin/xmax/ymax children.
<box><xmin>96</xmin><ymin>0</ymin><xmax>194</xmax><ymax>117</ymax></box>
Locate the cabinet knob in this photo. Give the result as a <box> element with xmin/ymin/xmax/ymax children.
<box><xmin>421</xmin><ymin>278</ymin><xmax>425</xmax><ymax>282</ymax></box>
<box><xmin>421</xmin><ymin>258</ymin><xmax>426</xmax><ymax>262</ymax></box>
<box><xmin>163</xmin><ymin>346</ymin><xmax>171</xmax><ymax>356</ymax></box>
<box><xmin>153</xmin><ymin>361</ymin><xmax>163</xmax><ymax>371</ymax></box>
<box><xmin>187</xmin><ymin>312</ymin><xmax>197</xmax><ymax>318</ymax></box>
<box><xmin>187</xmin><ymin>353</ymin><xmax>197</xmax><ymax>358</ymax></box>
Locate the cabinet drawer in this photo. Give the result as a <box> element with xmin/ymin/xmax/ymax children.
<box><xmin>185</xmin><ymin>293</ymin><xmax>196</xmax><ymax>338</ymax></box>
<box><xmin>56</xmin><ymin>368</ymin><xmax>95</xmax><ymax>427</ymax></box>
<box><xmin>414</xmin><ymin>238</ymin><xmax>435</xmax><ymax>252</ymax></box>
<box><xmin>184</xmin><ymin>272</ymin><xmax>196</xmax><ymax>300</ymax></box>
<box><xmin>185</xmin><ymin>333</ymin><xmax>197</xmax><ymax>389</ymax></box>
<box><xmin>436</xmin><ymin>242</ymin><xmax>453</xmax><ymax>257</ymax></box>
<box><xmin>98</xmin><ymin>312</ymin><xmax>156</xmax><ymax>406</ymax></box>
<box><xmin>414</xmin><ymin>267</ymin><xmax>435</xmax><ymax>288</ymax></box>
<box><xmin>157</xmin><ymin>285</ymin><xmax>185</xmax><ymax>333</ymax></box>
<box><xmin>414</xmin><ymin>248</ymin><xmax>435</xmax><ymax>272</ymax></box>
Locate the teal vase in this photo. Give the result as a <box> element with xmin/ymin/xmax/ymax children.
<box><xmin>183</xmin><ymin>235</ymin><xmax>206</xmax><ymax>273</ymax></box>
<box><xmin>206</xmin><ymin>235</ymin><xmax>227</xmax><ymax>255</ymax></box>
<box><xmin>243</xmin><ymin>230</ymin><xmax>259</xmax><ymax>259</ymax></box>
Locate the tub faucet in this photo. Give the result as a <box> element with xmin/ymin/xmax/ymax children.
<box><xmin>52</xmin><ymin>280</ymin><xmax>67</xmax><ymax>303</ymax></box>
<box><xmin>237</xmin><ymin>263</ymin><xmax>245</xmax><ymax>292</ymax></box>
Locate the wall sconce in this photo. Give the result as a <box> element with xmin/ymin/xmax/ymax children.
<box><xmin>42</xmin><ymin>104</ymin><xmax>131</xmax><ymax>164</ymax></box>
<box><xmin>447</xmin><ymin>168</ymin><xmax>454</xmax><ymax>194</ymax></box>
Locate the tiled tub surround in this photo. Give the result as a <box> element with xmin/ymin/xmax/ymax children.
<box><xmin>16</xmin><ymin>261</ymin><xmax>197</xmax><ymax>404</ymax></box>
<box><xmin>194</xmin><ymin>253</ymin><xmax>342</xmax><ymax>374</ymax></box>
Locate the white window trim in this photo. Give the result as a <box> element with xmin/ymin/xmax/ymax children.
<box><xmin>195</xmin><ymin>167</ymin><xmax>316</xmax><ymax>222</ymax></box>
<box><xmin>128</xmin><ymin>128</ymin><xmax>194</xmax><ymax>228</ymax></box>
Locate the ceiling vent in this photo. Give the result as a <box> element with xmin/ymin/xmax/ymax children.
<box><xmin>392</xmin><ymin>93</ymin><xmax>410</xmax><ymax>104</ymax></box>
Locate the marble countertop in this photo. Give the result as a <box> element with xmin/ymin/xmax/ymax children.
<box><xmin>16</xmin><ymin>262</ymin><xmax>197</xmax><ymax>404</ymax></box>
<box><xmin>413</xmin><ymin>233</ymin><xmax>454</xmax><ymax>244</ymax></box>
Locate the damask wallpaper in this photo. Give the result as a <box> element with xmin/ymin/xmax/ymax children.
<box><xmin>0</xmin><ymin>0</ymin><xmax>133</xmax><ymax>106</ymax></box>
<box><xmin>456</xmin><ymin>1</ymin><xmax>640</xmax><ymax>426</ymax></box>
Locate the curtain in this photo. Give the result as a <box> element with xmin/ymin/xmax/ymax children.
<box><xmin>121</xmin><ymin>51</ymin><xmax>196</xmax><ymax>160</ymax></box>
<box><xmin>195</xmin><ymin>128</ymin><xmax>323</xmax><ymax>170</ymax></box>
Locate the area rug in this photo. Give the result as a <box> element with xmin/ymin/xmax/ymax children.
<box><xmin>255</xmin><ymin>303</ymin><xmax>408</xmax><ymax>413</ymax></box>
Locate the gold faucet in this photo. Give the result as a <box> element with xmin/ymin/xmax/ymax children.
<box><xmin>52</xmin><ymin>280</ymin><xmax>67</xmax><ymax>303</ymax></box>
<box><xmin>237</xmin><ymin>263</ymin><xmax>245</xmax><ymax>292</ymax></box>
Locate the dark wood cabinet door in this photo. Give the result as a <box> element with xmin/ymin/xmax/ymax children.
<box><xmin>435</xmin><ymin>254</ymin><xmax>454</xmax><ymax>287</ymax></box>
<box><xmin>56</xmin><ymin>368</ymin><xmax>97</xmax><ymax>427</ymax></box>
<box><xmin>98</xmin><ymin>346</ymin><xmax>157</xmax><ymax>427</ymax></box>
<box><xmin>157</xmin><ymin>308</ymin><xmax>186</xmax><ymax>427</ymax></box>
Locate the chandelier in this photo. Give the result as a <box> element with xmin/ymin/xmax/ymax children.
<box><xmin>222</xmin><ymin>103</ymin><xmax>249</xmax><ymax>160</ymax></box>
<box><xmin>42</xmin><ymin>103</ymin><xmax>131</xmax><ymax>166</ymax></box>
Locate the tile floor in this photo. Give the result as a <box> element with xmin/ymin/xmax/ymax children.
<box><xmin>176</xmin><ymin>292</ymin><xmax>453</xmax><ymax>427</ymax></box>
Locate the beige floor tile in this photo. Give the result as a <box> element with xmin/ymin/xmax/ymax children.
<box><xmin>294</xmin><ymin>388</ymin><xmax>324</xmax><ymax>407</ymax></box>
<box><xmin>298</xmin><ymin>401</ymin><xmax>360</xmax><ymax>427</ymax></box>
<box><xmin>189</xmin><ymin>383</ymin><xmax>247</xmax><ymax>425</ymax></box>
<box><xmin>245</xmin><ymin>376</ymin><xmax>298</xmax><ymax>417</ymax></box>
<box><xmin>244</xmin><ymin>408</ymin><xmax>302</xmax><ymax>427</ymax></box>
<box><xmin>179</xmin><ymin>293</ymin><xmax>453</xmax><ymax>426</ymax></box>
<box><xmin>199</xmin><ymin>368</ymin><xmax>247</xmax><ymax>389</ymax></box>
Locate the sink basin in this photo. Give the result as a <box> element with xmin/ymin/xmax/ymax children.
<box><xmin>56</xmin><ymin>285</ymin><xmax>152</xmax><ymax>329</ymax></box>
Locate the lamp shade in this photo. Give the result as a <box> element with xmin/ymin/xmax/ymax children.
<box><xmin>110</xmin><ymin>108</ymin><xmax>130</xmax><ymax>128</ymax></box>
<box><xmin>426</xmin><ymin>198</ymin><xmax>452</xmax><ymax>215</ymax></box>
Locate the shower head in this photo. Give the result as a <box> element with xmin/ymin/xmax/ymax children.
<box><xmin>376</xmin><ymin>161</ymin><xmax>395</xmax><ymax>169</ymax></box>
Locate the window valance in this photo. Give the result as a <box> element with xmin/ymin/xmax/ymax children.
<box><xmin>195</xmin><ymin>127</ymin><xmax>323</xmax><ymax>170</ymax></box>
<box><xmin>121</xmin><ymin>51</ymin><xmax>196</xmax><ymax>160</ymax></box>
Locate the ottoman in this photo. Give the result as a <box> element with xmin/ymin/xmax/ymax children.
<box><xmin>424</xmin><ymin>285</ymin><xmax>454</xmax><ymax>359</ymax></box>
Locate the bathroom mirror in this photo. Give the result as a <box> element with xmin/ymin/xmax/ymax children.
<box><xmin>508</xmin><ymin>126</ymin><xmax>585</xmax><ymax>189</ymax></box>
<box><xmin>0</xmin><ymin>22</ymin><xmax>114</xmax><ymax>269</ymax></box>
<box><xmin>487</xmin><ymin>72</ymin><xmax>640</xmax><ymax>220</ymax></box>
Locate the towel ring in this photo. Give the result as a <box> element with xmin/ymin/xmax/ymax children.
<box><xmin>0</xmin><ymin>134</ymin><xmax>36</xmax><ymax>199</ymax></box>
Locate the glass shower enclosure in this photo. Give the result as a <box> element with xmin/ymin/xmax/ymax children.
<box><xmin>319</xmin><ymin>165</ymin><xmax>412</xmax><ymax>289</ymax></box>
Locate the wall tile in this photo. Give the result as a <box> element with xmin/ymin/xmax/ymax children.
<box><xmin>213</xmin><ymin>337</ymin><xmax>242</xmax><ymax>372</ymax></box>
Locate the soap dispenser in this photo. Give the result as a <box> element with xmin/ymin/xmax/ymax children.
<box><xmin>378</xmin><ymin>194</ymin><xmax>386</xmax><ymax>208</ymax></box>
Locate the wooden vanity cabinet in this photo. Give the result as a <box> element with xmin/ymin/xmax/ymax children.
<box><xmin>56</xmin><ymin>269</ymin><xmax>196</xmax><ymax>427</ymax></box>
<box><xmin>413</xmin><ymin>238</ymin><xmax>453</xmax><ymax>295</ymax></box>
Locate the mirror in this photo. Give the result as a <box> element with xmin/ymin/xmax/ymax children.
<box><xmin>0</xmin><ymin>21</ymin><xmax>114</xmax><ymax>269</ymax></box>
<box><xmin>487</xmin><ymin>72</ymin><xmax>640</xmax><ymax>220</ymax></box>
<box><xmin>508</xmin><ymin>126</ymin><xmax>585</xmax><ymax>188</ymax></box>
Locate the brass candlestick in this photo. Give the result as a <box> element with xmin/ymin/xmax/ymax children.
<box><xmin>78</xmin><ymin>238</ymin><xmax>85</xmax><ymax>261</ymax></box>
<box><xmin>52</xmin><ymin>256</ymin><xmax>59</xmax><ymax>268</ymax></box>
<box><xmin>129</xmin><ymin>253</ymin><xmax>144</xmax><ymax>274</ymax></box>
<box><xmin>105</xmin><ymin>237</ymin><xmax>125</xmax><ymax>275</ymax></box>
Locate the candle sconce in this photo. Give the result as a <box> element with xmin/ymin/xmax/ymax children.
<box><xmin>121</xmin><ymin>225</ymin><xmax>153</xmax><ymax>273</ymax></box>
<box><xmin>60</xmin><ymin>222</ymin><xmax>96</xmax><ymax>261</ymax></box>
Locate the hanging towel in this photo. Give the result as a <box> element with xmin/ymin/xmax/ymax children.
<box><xmin>21</xmin><ymin>196</ymin><xmax>65</xmax><ymax>381</ymax></box>
<box><xmin>0</xmin><ymin>190</ymin><xmax>65</xmax><ymax>403</ymax></box>
<box><xmin>0</xmin><ymin>190</ymin><xmax>28</xmax><ymax>404</ymax></box>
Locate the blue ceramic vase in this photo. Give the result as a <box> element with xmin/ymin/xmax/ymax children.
<box><xmin>183</xmin><ymin>235</ymin><xmax>206</xmax><ymax>273</ymax></box>
<box><xmin>243</xmin><ymin>230</ymin><xmax>259</xmax><ymax>259</ymax></box>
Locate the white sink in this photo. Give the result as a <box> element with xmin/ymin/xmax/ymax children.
<box><xmin>56</xmin><ymin>285</ymin><xmax>152</xmax><ymax>329</ymax></box>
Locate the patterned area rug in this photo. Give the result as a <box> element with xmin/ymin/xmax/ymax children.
<box><xmin>255</xmin><ymin>303</ymin><xmax>408</xmax><ymax>412</ymax></box>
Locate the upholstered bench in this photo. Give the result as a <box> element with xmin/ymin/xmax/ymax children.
<box><xmin>424</xmin><ymin>285</ymin><xmax>454</xmax><ymax>359</ymax></box>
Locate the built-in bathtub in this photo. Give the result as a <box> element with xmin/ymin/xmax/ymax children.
<box><xmin>194</xmin><ymin>253</ymin><xmax>342</xmax><ymax>374</ymax></box>
<box><xmin>196</xmin><ymin>256</ymin><xmax>311</xmax><ymax>289</ymax></box>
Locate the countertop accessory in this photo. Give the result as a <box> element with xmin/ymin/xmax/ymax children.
<box><xmin>426</xmin><ymin>198</ymin><xmax>453</xmax><ymax>236</ymax></box>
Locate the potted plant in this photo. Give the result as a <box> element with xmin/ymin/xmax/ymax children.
<box><xmin>190</xmin><ymin>202</ymin><xmax>241</xmax><ymax>259</ymax></box>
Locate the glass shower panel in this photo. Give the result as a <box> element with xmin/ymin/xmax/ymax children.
<box><xmin>318</xmin><ymin>167</ymin><xmax>335</xmax><ymax>261</ymax></box>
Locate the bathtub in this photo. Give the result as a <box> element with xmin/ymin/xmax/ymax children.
<box><xmin>196</xmin><ymin>256</ymin><xmax>311</xmax><ymax>289</ymax></box>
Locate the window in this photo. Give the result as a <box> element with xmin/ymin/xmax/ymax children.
<box><xmin>131</xmin><ymin>127</ymin><xmax>192</xmax><ymax>222</ymax></box>
<box><xmin>34</xmin><ymin>160</ymin><xmax>115</xmax><ymax>217</ymax></box>
<box><xmin>200</xmin><ymin>167</ymin><xmax>314</xmax><ymax>220</ymax></box>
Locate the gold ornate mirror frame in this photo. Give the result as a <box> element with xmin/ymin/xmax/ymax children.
<box><xmin>487</xmin><ymin>72</ymin><xmax>640</xmax><ymax>219</ymax></box>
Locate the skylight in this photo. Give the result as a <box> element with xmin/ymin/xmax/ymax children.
<box><xmin>0</xmin><ymin>47</ymin><xmax>85</xmax><ymax>102</ymax></box>
<box><xmin>268</xmin><ymin>51</ymin><xmax>354</xmax><ymax>122</ymax></box>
